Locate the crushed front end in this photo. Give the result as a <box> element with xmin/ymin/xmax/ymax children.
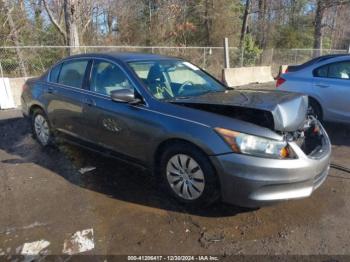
<box><xmin>210</xmin><ymin>116</ymin><xmax>331</xmax><ymax>207</ymax></box>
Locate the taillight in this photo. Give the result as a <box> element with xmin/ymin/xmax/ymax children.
<box><xmin>276</xmin><ymin>77</ymin><xmax>286</xmax><ymax>88</ymax></box>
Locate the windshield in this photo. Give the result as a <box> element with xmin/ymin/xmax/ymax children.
<box><xmin>128</xmin><ymin>60</ymin><xmax>226</xmax><ymax>100</ymax></box>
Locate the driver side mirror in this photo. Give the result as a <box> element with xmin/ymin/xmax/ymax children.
<box><xmin>111</xmin><ymin>89</ymin><xmax>142</xmax><ymax>104</ymax></box>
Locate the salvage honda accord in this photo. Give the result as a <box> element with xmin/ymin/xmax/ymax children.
<box><xmin>21</xmin><ymin>53</ymin><xmax>331</xmax><ymax>207</ymax></box>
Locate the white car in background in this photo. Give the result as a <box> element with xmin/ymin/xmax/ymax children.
<box><xmin>277</xmin><ymin>54</ymin><xmax>350</xmax><ymax>124</ymax></box>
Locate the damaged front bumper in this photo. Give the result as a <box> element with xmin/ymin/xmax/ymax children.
<box><xmin>210</xmin><ymin>123</ymin><xmax>331</xmax><ymax>208</ymax></box>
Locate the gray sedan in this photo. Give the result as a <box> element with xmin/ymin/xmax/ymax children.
<box><xmin>277</xmin><ymin>54</ymin><xmax>350</xmax><ymax>124</ymax></box>
<box><xmin>21</xmin><ymin>53</ymin><xmax>331</xmax><ymax>207</ymax></box>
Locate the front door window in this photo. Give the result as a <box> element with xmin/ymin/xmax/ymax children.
<box><xmin>90</xmin><ymin>60</ymin><xmax>133</xmax><ymax>95</ymax></box>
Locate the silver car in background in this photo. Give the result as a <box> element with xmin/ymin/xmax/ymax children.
<box><xmin>277</xmin><ymin>54</ymin><xmax>350</xmax><ymax>124</ymax></box>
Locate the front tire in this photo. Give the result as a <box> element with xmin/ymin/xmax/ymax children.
<box><xmin>31</xmin><ymin>109</ymin><xmax>53</xmax><ymax>147</ymax></box>
<box><xmin>159</xmin><ymin>143</ymin><xmax>220</xmax><ymax>207</ymax></box>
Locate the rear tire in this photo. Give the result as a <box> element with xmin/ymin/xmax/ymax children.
<box><xmin>159</xmin><ymin>142</ymin><xmax>220</xmax><ymax>207</ymax></box>
<box><xmin>31</xmin><ymin>109</ymin><xmax>53</xmax><ymax>147</ymax></box>
<box><xmin>309</xmin><ymin>99</ymin><xmax>323</xmax><ymax>121</ymax></box>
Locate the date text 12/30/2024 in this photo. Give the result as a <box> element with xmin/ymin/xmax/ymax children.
<box><xmin>127</xmin><ymin>256</ymin><xmax>219</xmax><ymax>261</ymax></box>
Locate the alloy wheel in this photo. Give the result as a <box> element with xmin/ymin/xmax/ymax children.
<box><xmin>34</xmin><ymin>114</ymin><xmax>50</xmax><ymax>146</ymax></box>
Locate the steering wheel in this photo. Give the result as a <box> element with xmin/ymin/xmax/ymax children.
<box><xmin>178</xmin><ymin>81</ymin><xmax>194</xmax><ymax>95</ymax></box>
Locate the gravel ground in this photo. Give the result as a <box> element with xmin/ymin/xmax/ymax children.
<box><xmin>1</xmin><ymin>109</ymin><xmax>350</xmax><ymax>258</ymax></box>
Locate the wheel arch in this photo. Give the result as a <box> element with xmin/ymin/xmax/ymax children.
<box><xmin>153</xmin><ymin>137</ymin><xmax>222</xmax><ymax>204</ymax></box>
<box><xmin>308</xmin><ymin>96</ymin><xmax>323</xmax><ymax>119</ymax></box>
<box><xmin>29</xmin><ymin>104</ymin><xmax>46</xmax><ymax>116</ymax></box>
<box><xmin>153</xmin><ymin>138</ymin><xmax>214</xmax><ymax>175</ymax></box>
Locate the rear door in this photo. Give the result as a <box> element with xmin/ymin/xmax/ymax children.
<box><xmin>45</xmin><ymin>58</ymin><xmax>91</xmax><ymax>138</ymax></box>
<box><xmin>313</xmin><ymin>60</ymin><xmax>350</xmax><ymax>122</ymax></box>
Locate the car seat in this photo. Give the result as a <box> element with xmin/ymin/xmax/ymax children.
<box><xmin>147</xmin><ymin>64</ymin><xmax>173</xmax><ymax>99</ymax></box>
<box><xmin>61</xmin><ymin>69</ymin><xmax>82</xmax><ymax>88</ymax></box>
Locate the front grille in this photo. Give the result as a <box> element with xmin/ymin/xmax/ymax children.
<box><xmin>290</xmin><ymin>117</ymin><xmax>324</xmax><ymax>156</ymax></box>
<box><xmin>300</xmin><ymin>129</ymin><xmax>323</xmax><ymax>156</ymax></box>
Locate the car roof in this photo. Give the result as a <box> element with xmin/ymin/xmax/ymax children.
<box><xmin>63</xmin><ymin>52</ymin><xmax>180</xmax><ymax>63</ymax></box>
<box><xmin>305</xmin><ymin>54</ymin><xmax>350</xmax><ymax>64</ymax></box>
<box><xmin>287</xmin><ymin>53</ymin><xmax>350</xmax><ymax>72</ymax></box>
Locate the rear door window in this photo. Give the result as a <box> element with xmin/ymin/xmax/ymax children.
<box><xmin>328</xmin><ymin>61</ymin><xmax>350</xmax><ymax>79</ymax></box>
<box><xmin>314</xmin><ymin>61</ymin><xmax>350</xmax><ymax>79</ymax></box>
<box><xmin>314</xmin><ymin>65</ymin><xmax>328</xmax><ymax>77</ymax></box>
<box><xmin>58</xmin><ymin>60</ymin><xmax>89</xmax><ymax>88</ymax></box>
<box><xmin>49</xmin><ymin>63</ymin><xmax>62</xmax><ymax>83</ymax></box>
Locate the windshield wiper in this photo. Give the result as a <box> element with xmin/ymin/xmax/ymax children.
<box><xmin>165</xmin><ymin>90</ymin><xmax>225</xmax><ymax>101</ymax></box>
<box><xmin>165</xmin><ymin>96</ymin><xmax>192</xmax><ymax>101</ymax></box>
<box><xmin>197</xmin><ymin>89</ymin><xmax>226</xmax><ymax>96</ymax></box>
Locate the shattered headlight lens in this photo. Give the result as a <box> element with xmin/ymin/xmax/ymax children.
<box><xmin>215</xmin><ymin>127</ymin><xmax>291</xmax><ymax>159</ymax></box>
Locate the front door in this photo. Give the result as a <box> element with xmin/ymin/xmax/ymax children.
<box><xmin>82</xmin><ymin>59</ymin><xmax>154</xmax><ymax>163</ymax></box>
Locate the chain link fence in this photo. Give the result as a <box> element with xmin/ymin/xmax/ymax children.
<box><xmin>268</xmin><ymin>48</ymin><xmax>348</xmax><ymax>75</ymax></box>
<box><xmin>0</xmin><ymin>46</ymin><xmax>228</xmax><ymax>79</ymax></box>
<box><xmin>0</xmin><ymin>46</ymin><xmax>348</xmax><ymax>79</ymax></box>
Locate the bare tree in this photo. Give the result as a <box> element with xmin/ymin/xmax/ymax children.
<box><xmin>43</xmin><ymin>0</ymin><xmax>94</xmax><ymax>54</ymax></box>
<box><xmin>2</xmin><ymin>0</ymin><xmax>27</xmax><ymax>76</ymax></box>
<box><xmin>239</xmin><ymin>0</ymin><xmax>250</xmax><ymax>66</ymax></box>
<box><xmin>203</xmin><ymin>0</ymin><xmax>213</xmax><ymax>46</ymax></box>
<box><xmin>257</xmin><ymin>0</ymin><xmax>266</xmax><ymax>48</ymax></box>
<box><xmin>313</xmin><ymin>0</ymin><xmax>350</xmax><ymax>55</ymax></box>
<box><xmin>313</xmin><ymin>0</ymin><xmax>326</xmax><ymax>53</ymax></box>
<box><xmin>240</xmin><ymin>0</ymin><xmax>250</xmax><ymax>48</ymax></box>
<box><xmin>63</xmin><ymin>0</ymin><xmax>80</xmax><ymax>53</ymax></box>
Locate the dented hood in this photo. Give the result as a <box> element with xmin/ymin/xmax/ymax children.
<box><xmin>172</xmin><ymin>89</ymin><xmax>308</xmax><ymax>132</ymax></box>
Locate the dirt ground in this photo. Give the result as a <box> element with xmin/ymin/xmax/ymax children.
<box><xmin>1</xmin><ymin>109</ymin><xmax>350</xmax><ymax>257</ymax></box>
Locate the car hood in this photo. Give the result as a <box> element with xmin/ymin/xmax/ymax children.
<box><xmin>171</xmin><ymin>89</ymin><xmax>308</xmax><ymax>132</ymax></box>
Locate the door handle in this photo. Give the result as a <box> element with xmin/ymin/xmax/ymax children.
<box><xmin>315</xmin><ymin>84</ymin><xmax>329</xmax><ymax>88</ymax></box>
<box><xmin>82</xmin><ymin>97</ymin><xmax>96</xmax><ymax>106</ymax></box>
<box><xmin>47</xmin><ymin>87</ymin><xmax>58</xmax><ymax>94</ymax></box>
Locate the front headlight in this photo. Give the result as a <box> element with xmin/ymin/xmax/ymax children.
<box><xmin>215</xmin><ymin>127</ymin><xmax>291</xmax><ymax>159</ymax></box>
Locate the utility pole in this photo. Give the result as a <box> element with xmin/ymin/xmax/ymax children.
<box><xmin>224</xmin><ymin>38</ymin><xmax>230</xmax><ymax>68</ymax></box>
